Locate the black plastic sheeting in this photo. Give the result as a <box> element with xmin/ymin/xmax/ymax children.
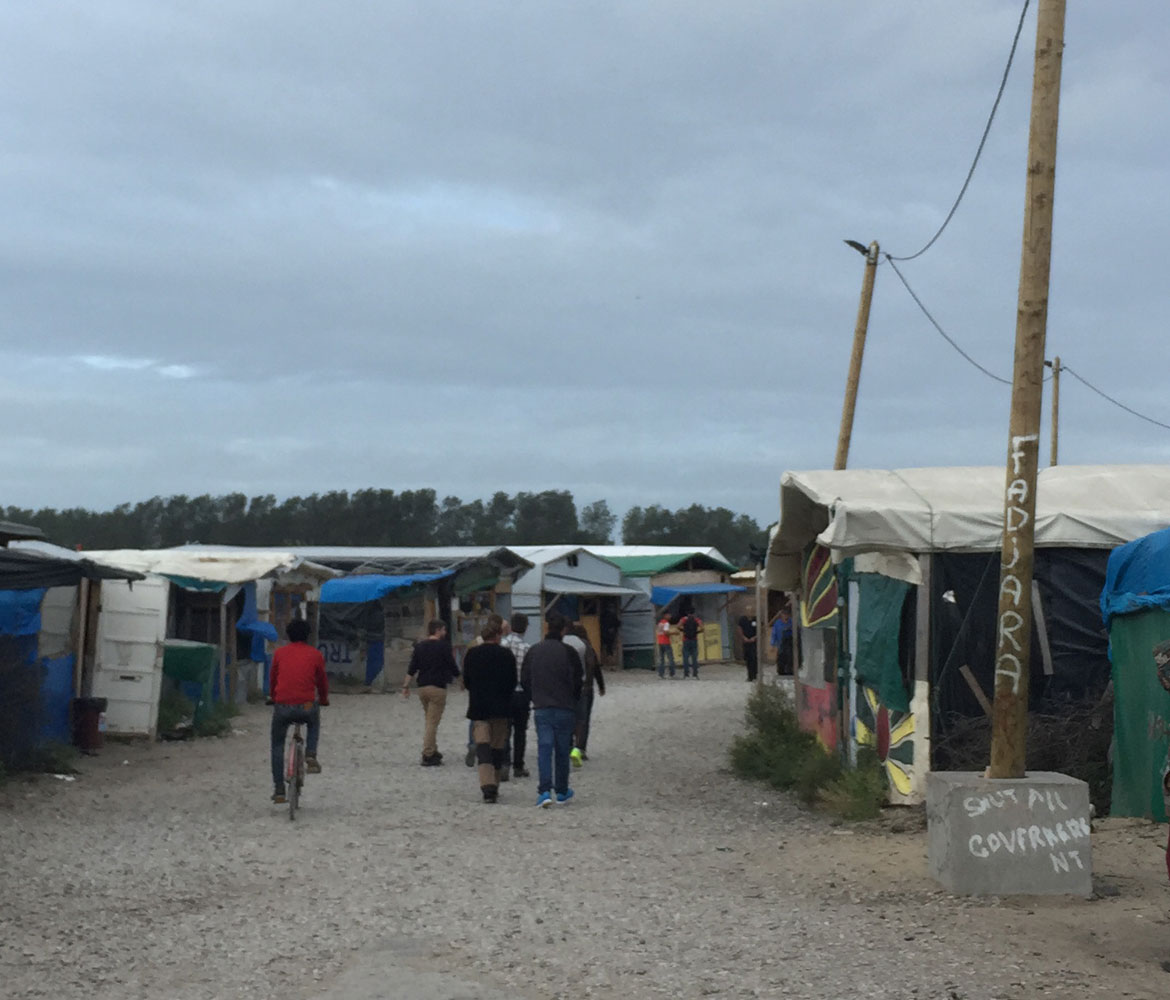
<box><xmin>0</xmin><ymin>548</ymin><xmax>141</xmax><ymax>590</ymax></box>
<box><xmin>930</xmin><ymin>548</ymin><xmax>1111</xmax><ymax>728</ymax></box>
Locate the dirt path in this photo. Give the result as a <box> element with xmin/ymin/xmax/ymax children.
<box><xmin>2</xmin><ymin>663</ymin><xmax>1167</xmax><ymax>999</ymax></box>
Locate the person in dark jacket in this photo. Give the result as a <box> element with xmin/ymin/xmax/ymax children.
<box><xmin>678</xmin><ymin>610</ymin><xmax>704</xmax><ymax>678</ymax></box>
<box><xmin>463</xmin><ymin>619</ymin><xmax>518</xmax><ymax>802</ymax></box>
<box><xmin>564</xmin><ymin>623</ymin><xmax>605</xmax><ymax>765</ymax></box>
<box><xmin>521</xmin><ymin>612</ymin><xmax>583</xmax><ymax>807</ymax></box>
<box><xmin>401</xmin><ymin>619</ymin><xmax>459</xmax><ymax>766</ymax></box>
<box><xmin>736</xmin><ymin>615</ymin><xmax>758</xmax><ymax>682</ymax></box>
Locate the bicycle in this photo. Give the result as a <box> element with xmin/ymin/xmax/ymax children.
<box><xmin>285</xmin><ymin>721</ymin><xmax>306</xmax><ymax>821</ymax></box>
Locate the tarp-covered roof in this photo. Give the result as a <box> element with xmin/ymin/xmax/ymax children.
<box><xmin>320</xmin><ymin>571</ymin><xmax>453</xmax><ymax>604</ymax></box>
<box><xmin>606</xmin><ymin>552</ymin><xmax>738</xmax><ymax>576</ymax></box>
<box><xmin>772</xmin><ymin>465</ymin><xmax>1170</xmax><ymax>559</ymax></box>
<box><xmin>651</xmin><ymin>582</ymin><xmax>746</xmax><ymax>605</ymax></box>
<box><xmin>0</xmin><ymin>548</ymin><xmax>143</xmax><ymax>591</ymax></box>
<box><xmin>1101</xmin><ymin>525</ymin><xmax>1170</xmax><ymax>627</ymax></box>
<box><xmin>176</xmin><ymin>544</ymin><xmax>532</xmax><ymax>578</ymax></box>
<box><xmin>78</xmin><ymin>549</ymin><xmax>338</xmax><ymax>586</ymax></box>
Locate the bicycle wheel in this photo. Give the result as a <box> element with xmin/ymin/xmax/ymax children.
<box><xmin>288</xmin><ymin>740</ymin><xmax>302</xmax><ymax>821</ymax></box>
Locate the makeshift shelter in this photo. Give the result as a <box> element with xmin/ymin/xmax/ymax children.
<box><xmin>184</xmin><ymin>546</ymin><xmax>533</xmax><ymax>686</ymax></box>
<box><xmin>1100</xmin><ymin>526</ymin><xmax>1170</xmax><ymax>822</ymax></box>
<box><xmin>589</xmin><ymin>546</ymin><xmax>742</xmax><ymax>668</ymax></box>
<box><xmin>62</xmin><ymin>547</ymin><xmax>337</xmax><ymax>734</ymax></box>
<box><xmin>0</xmin><ymin>547</ymin><xmax>141</xmax><ymax>767</ymax></box>
<box><xmin>768</xmin><ymin>465</ymin><xmax>1170</xmax><ymax>805</ymax></box>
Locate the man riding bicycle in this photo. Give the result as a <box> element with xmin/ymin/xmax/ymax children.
<box><xmin>269</xmin><ymin>617</ymin><xmax>329</xmax><ymax>804</ymax></box>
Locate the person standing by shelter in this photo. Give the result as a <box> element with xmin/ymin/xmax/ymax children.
<box><xmin>656</xmin><ymin>613</ymin><xmax>676</xmax><ymax>678</ymax></box>
<box><xmin>736</xmin><ymin>615</ymin><xmax>758</xmax><ymax>682</ymax></box>
<box><xmin>521</xmin><ymin>612</ymin><xmax>583</xmax><ymax>807</ymax></box>
<box><xmin>462</xmin><ymin>619</ymin><xmax>517</xmax><ymax>803</ymax></box>
<box><xmin>678</xmin><ymin>608</ymin><xmax>704</xmax><ymax>678</ymax></box>
<box><xmin>770</xmin><ymin>605</ymin><xmax>793</xmax><ymax>676</ymax></box>
<box><xmin>564</xmin><ymin>623</ymin><xmax>605</xmax><ymax>766</ymax></box>
<box><xmin>268</xmin><ymin>617</ymin><xmax>329</xmax><ymax>804</ymax></box>
<box><xmin>402</xmin><ymin>619</ymin><xmax>459</xmax><ymax>766</ymax></box>
<box><xmin>501</xmin><ymin>612</ymin><xmax>532</xmax><ymax>778</ymax></box>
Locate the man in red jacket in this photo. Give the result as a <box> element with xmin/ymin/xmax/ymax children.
<box><xmin>269</xmin><ymin>617</ymin><xmax>329</xmax><ymax>804</ymax></box>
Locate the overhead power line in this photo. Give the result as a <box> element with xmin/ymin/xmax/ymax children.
<box><xmin>1061</xmin><ymin>366</ymin><xmax>1170</xmax><ymax>431</ymax></box>
<box><xmin>888</xmin><ymin>0</ymin><xmax>1032</xmax><ymax>262</ymax></box>
<box><xmin>884</xmin><ymin>255</ymin><xmax>1012</xmax><ymax>385</ymax></box>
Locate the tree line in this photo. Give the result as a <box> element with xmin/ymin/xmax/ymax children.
<box><xmin>4</xmin><ymin>491</ymin><xmax>767</xmax><ymax>565</ymax></box>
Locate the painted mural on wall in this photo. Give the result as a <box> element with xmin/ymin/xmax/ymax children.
<box><xmin>854</xmin><ymin>684</ymin><xmax>916</xmax><ymax>799</ymax></box>
<box><xmin>801</xmin><ymin>545</ymin><xmax>838</xmax><ymax>628</ymax></box>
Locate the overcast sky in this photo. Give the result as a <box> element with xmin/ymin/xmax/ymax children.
<box><xmin>2</xmin><ymin>1</ymin><xmax>1167</xmax><ymax>529</ymax></box>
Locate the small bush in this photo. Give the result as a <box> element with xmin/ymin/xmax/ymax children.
<box><xmin>157</xmin><ymin>691</ymin><xmax>195</xmax><ymax>734</ymax></box>
<box><xmin>194</xmin><ymin>701</ymin><xmax>241</xmax><ymax>738</ymax></box>
<box><xmin>818</xmin><ymin>749</ymin><xmax>889</xmax><ymax>821</ymax></box>
<box><xmin>731</xmin><ymin>685</ymin><xmax>888</xmax><ymax>821</ymax></box>
<box><xmin>35</xmin><ymin>741</ymin><xmax>80</xmax><ymax>775</ymax></box>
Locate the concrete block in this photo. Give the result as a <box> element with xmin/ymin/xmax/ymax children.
<box><xmin>926</xmin><ymin>770</ymin><xmax>1092</xmax><ymax>896</ymax></box>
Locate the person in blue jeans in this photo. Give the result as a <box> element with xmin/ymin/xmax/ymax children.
<box><xmin>679</xmin><ymin>611</ymin><xmax>704</xmax><ymax>678</ymax></box>
<box><xmin>520</xmin><ymin>611</ymin><xmax>584</xmax><ymax>807</ymax></box>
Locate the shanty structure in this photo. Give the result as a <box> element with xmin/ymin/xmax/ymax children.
<box><xmin>767</xmin><ymin>465</ymin><xmax>1170</xmax><ymax>805</ymax></box>
<box><xmin>587</xmin><ymin>546</ymin><xmax>742</xmax><ymax>668</ymax></box>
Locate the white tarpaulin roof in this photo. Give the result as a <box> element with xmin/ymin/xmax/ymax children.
<box><xmin>771</xmin><ymin>465</ymin><xmax>1170</xmax><ymax>559</ymax></box>
<box><xmin>81</xmin><ymin>549</ymin><xmax>338</xmax><ymax>585</ymax></box>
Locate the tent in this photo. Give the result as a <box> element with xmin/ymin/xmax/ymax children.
<box><xmin>1101</xmin><ymin>526</ymin><xmax>1170</xmax><ymax>821</ymax></box>
<box><xmin>768</xmin><ymin>465</ymin><xmax>1170</xmax><ymax>805</ymax></box>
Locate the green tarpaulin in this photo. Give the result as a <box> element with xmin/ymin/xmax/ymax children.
<box><xmin>853</xmin><ymin>572</ymin><xmax>911</xmax><ymax>713</ymax></box>
<box><xmin>1109</xmin><ymin>608</ymin><xmax>1170</xmax><ymax>822</ymax></box>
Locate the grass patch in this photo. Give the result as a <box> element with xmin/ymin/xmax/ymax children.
<box><xmin>193</xmin><ymin>701</ymin><xmax>242</xmax><ymax>738</ymax></box>
<box><xmin>730</xmin><ymin>684</ymin><xmax>888</xmax><ymax>821</ymax></box>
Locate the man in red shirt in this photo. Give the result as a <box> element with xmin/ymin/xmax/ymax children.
<box><xmin>269</xmin><ymin>617</ymin><xmax>329</xmax><ymax>804</ymax></box>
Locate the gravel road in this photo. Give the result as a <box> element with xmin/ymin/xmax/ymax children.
<box><xmin>2</xmin><ymin>662</ymin><xmax>1166</xmax><ymax>999</ymax></box>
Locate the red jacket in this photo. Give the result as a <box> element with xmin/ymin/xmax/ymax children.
<box><xmin>270</xmin><ymin>642</ymin><xmax>329</xmax><ymax>705</ymax></box>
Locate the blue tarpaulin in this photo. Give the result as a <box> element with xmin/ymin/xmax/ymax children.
<box><xmin>1101</xmin><ymin>526</ymin><xmax>1170</xmax><ymax>627</ymax></box>
<box><xmin>321</xmin><ymin>571</ymin><xmax>453</xmax><ymax>604</ymax></box>
<box><xmin>236</xmin><ymin>581</ymin><xmax>278</xmax><ymax>661</ymax></box>
<box><xmin>0</xmin><ymin>588</ymin><xmax>47</xmax><ymax>636</ymax></box>
<box><xmin>651</xmin><ymin>582</ymin><xmax>745</xmax><ymax>606</ymax></box>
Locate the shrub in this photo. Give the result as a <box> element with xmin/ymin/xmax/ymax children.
<box><xmin>193</xmin><ymin>701</ymin><xmax>241</xmax><ymax>738</ymax></box>
<box><xmin>731</xmin><ymin>685</ymin><xmax>888</xmax><ymax>821</ymax></box>
<box><xmin>157</xmin><ymin>692</ymin><xmax>196</xmax><ymax>734</ymax></box>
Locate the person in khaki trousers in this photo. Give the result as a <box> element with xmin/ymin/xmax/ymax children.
<box><xmin>401</xmin><ymin>620</ymin><xmax>459</xmax><ymax>765</ymax></box>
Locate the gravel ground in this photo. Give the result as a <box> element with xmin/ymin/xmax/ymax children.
<box><xmin>2</xmin><ymin>662</ymin><xmax>1167</xmax><ymax>1000</ymax></box>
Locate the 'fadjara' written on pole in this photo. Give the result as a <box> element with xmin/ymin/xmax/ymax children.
<box><xmin>989</xmin><ymin>0</ymin><xmax>1067</xmax><ymax>779</ymax></box>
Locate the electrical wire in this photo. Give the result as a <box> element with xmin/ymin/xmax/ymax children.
<box><xmin>884</xmin><ymin>255</ymin><xmax>1012</xmax><ymax>385</ymax></box>
<box><xmin>888</xmin><ymin>0</ymin><xmax>1032</xmax><ymax>262</ymax></box>
<box><xmin>1061</xmin><ymin>366</ymin><xmax>1170</xmax><ymax>431</ymax></box>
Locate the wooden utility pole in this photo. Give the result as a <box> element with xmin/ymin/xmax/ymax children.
<box><xmin>755</xmin><ymin>567</ymin><xmax>766</xmax><ymax>691</ymax></box>
<box><xmin>1048</xmin><ymin>355</ymin><xmax>1061</xmax><ymax>465</ymax></box>
<box><xmin>835</xmin><ymin>240</ymin><xmax>880</xmax><ymax>470</ymax></box>
<box><xmin>989</xmin><ymin>0</ymin><xmax>1066</xmax><ymax>779</ymax></box>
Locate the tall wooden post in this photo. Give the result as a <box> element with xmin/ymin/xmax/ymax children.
<box><xmin>1049</xmin><ymin>355</ymin><xmax>1061</xmax><ymax>466</ymax></box>
<box><xmin>835</xmin><ymin>240</ymin><xmax>879</xmax><ymax>470</ymax></box>
<box><xmin>989</xmin><ymin>0</ymin><xmax>1066</xmax><ymax>779</ymax></box>
<box><xmin>755</xmin><ymin>568</ymin><xmax>766</xmax><ymax>691</ymax></box>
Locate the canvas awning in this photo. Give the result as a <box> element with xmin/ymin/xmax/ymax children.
<box><xmin>0</xmin><ymin>548</ymin><xmax>143</xmax><ymax>591</ymax></box>
<box><xmin>772</xmin><ymin>465</ymin><xmax>1170</xmax><ymax>560</ymax></box>
<box><xmin>651</xmin><ymin>582</ymin><xmax>746</xmax><ymax>605</ymax></box>
<box><xmin>542</xmin><ymin>578</ymin><xmax>643</xmax><ymax>598</ymax></box>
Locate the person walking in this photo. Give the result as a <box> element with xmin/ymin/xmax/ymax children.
<box><xmin>268</xmin><ymin>617</ymin><xmax>329</xmax><ymax>804</ymax></box>
<box><xmin>501</xmin><ymin>612</ymin><xmax>532</xmax><ymax>778</ymax></box>
<box><xmin>401</xmin><ymin>619</ymin><xmax>459</xmax><ymax>766</ymax></box>
<box><xmin>521</xmin><ymin>612</ymin><xmax>583</xmax><ymax>807</ymax></box>
<box><xmin>656</xmin><ymin>613</ymin><xmax>676</xmax><ymax>678</ymax></box>
<box><xmin>564</xmin><ymin>623</ymin><xmax>605</xmax><ymax>766</ymax></box>
<box><xmin>737</xmin><ymin>615</ymin><xmax>758</xmax><ymax>682</ymax></box>
<box><xmin>465</xmin><ymin>614</ymin><xmax>505</xmax><ymax>769</ymax></box>
<box><xmin>678</xmin><ymin>609</ymin><xmax>704</xmax><ymax>678</ymax></box>
<box><xmin>770</xmin><ymin>605</ymin><xmax>794</xmax><ymax>677</ymax></box>
<box><xmin>462</xmin><ymin>618</ymin><xmax>517</xmax><ymax>803</ymax></box>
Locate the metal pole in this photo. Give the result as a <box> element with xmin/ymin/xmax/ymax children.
<box><xmin>755</xmin><ymin>567</ymin><xmax>765</xmax><ymax>691</ymax></box>
<box><xmin>835</xmin><ymin>240</ymin><xmax>880</xmax><ymax>470</ymax></box>
<box><xmin>1049</xmin><ymin>355</ymin><xmax>1061</xmax><ymax>466</ymax></box>
<box><xmin>989</xmin><ymin>0</ymin><xmax>1066</xmax><ymax>779</ymax></box>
